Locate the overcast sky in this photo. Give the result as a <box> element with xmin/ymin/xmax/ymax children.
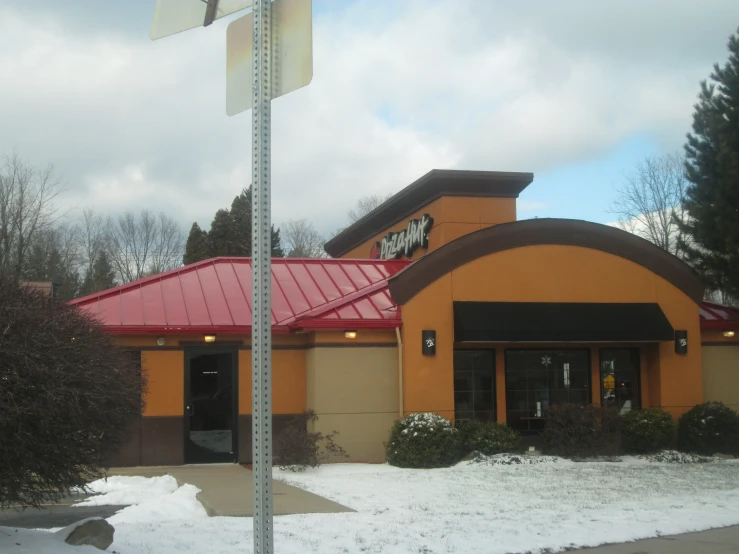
<box><xmin>2</xmin><ymin>0</ymin><xmax>738</xmax><ymax>237</ymax></box>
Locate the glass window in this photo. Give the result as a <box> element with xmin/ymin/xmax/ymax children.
<box><xmin>505</xmin><ymin>349</ymin><xmax>590</xmax><ymax>433</ymax></box>
<box><xmin>454</xmin><ymin>349</ymin><xmax>495</xmax><ymax>423</ymax></box>
<box><xmin>600</xmin><ymin>349</ymin><xmax>640</xmax><ymax>414</ymax></box>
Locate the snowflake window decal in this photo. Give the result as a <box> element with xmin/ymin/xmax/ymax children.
<box><xmin>541</xmin><ymin>355</ymin><xmax>551</xmax><ymax>367</ymax></box>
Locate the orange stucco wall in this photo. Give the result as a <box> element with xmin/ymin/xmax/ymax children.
<box><xmin>400</xmin><ymin>244</ymin><xmax>703</xmax><ymax>421</ymax></box>
<box><xmin>342</xmin><ymin>196</ymin><xmax>516</xmax><ymax>259</ymax></box>
<box><xmin>239</xmin><ymin>349</ymin><xmax>306</xmax><ymax>415</ymax></box>
<box><xmin>141</xmin><ymin>350</ymin><xmax>184</xmax><ymax>416</ymax></box>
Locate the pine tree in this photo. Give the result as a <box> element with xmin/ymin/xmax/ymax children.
<box><xmin>271</xmin><ymin>225</ymin><xmax>284</xmax><ymax>257</ymax></box>
<box><xmin>681</xmin><ymin>28</ymin><xmax>739</xmax><ymax>298</ymax></box>
<box><xmin>80</xmin><ymin>251</ymin><xmax>116</xmax><ymax>297</ymax></box>
<box><xmin>229</xmin><ymin>189</ymin><xmax>251</xmax><ymax>256</ymax></box>
<box><xmin>183</xmin><ymin>222</ymin><xmax>210</xmax><ymax>265</ymax></box>
<box><xmin>207</xmin><ymin>209</ymin><xmax>233</xmax><ymax>258</ymax></box>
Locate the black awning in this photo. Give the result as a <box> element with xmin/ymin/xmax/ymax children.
<box><xmin>453</xmin><ymin>302</ymin><xmax>675</xmax><ymax>343</ymax></box>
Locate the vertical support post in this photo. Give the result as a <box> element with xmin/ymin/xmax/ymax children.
<box><xmin>251</xmin><ymin>0</ymin><xmax>273</xmax><ymax>553</ymax></box>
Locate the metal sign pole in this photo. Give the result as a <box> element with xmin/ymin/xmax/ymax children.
<box><xmin>251</xmin><ymin>0</ymin><xmax>274</xmax><ymax>552</ymax></box>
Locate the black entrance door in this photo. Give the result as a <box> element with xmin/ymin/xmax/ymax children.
<box><xmin>184</xmin><ymin>350</ymin><xmax>237</xmax><ymax>463</ymax></box>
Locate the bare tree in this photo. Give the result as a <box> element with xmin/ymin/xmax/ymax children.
<box><xmin>610</xmin><ymin>153</ymin><xmax>691</xmax><ymax>260</ymax></box>
<box><xmin>79</xmin><ymin>208</ymin><xmax>107</xmax><ymax>275</ymax></box>
<box><xmin>106</xmin><ymin>210</ymin><xmax>184</xmax><ymax>283</ymax></box>
<box><xmin>282</xmin><ymin>219</ymin><xmax>327</xmax><ymax>258</ymax></box>
<box><xmin>347</xmin><ymin>193</ymin><xmax>392</xmax><ymax>224</ymax></box>
<box><xmin>0</xmin><ymin>152</ymin><xmax>62</xmax><ymax>279</ymax></box>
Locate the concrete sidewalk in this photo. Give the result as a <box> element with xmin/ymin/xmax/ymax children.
<box><xmin>109</xmin><ymin>464</ymin><xmax>353</xmax><ymax>517</ymax></box>
<box><xmin>564</xmin><ymin>525</ymin><xmax>739</xmax><ymax>553</ymax></box>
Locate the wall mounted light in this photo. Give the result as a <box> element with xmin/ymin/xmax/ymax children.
<box><xmin>675</xmin><ymin>330</ymin><xmax>688</xmax><ymax>354</ymax></box>
<box><xmin>204</xmin><ymin>334</ymin><xmax>216</xmax><ymax>343</ymax></box>
<box><xmin>724</xmin><ymin>330</ymin><xmax>735</xmax><ymax>338</ymax></box>
<box><xmin>422</xmin><ymin>330</ymin><xmax>436</xmax><ymax>356</ymax></box>
<box><xmin>156</xmin><ymin>336</ymin><xmax>166</xmax><ymax>346</ymax></box>
<box><xmin>344</xmin><ymin>330</ymin><xmax>357</xmax><ymax>339</ymax></box>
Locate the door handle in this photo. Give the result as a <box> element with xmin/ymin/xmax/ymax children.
<box><xmin>185</xmin><ymin>404</ymin><xmax>194</xmax><ymax>416</ymax></box>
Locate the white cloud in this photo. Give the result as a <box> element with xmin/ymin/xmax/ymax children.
<box><xmin>0</xmin><ymin>0</ymin><xmax>737</xmax><ymax>237</ymax></box>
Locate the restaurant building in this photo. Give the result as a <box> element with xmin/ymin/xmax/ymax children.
<box><xmin>70</xmin><ymin>169</ymin><xmax>739</xmax><ymax>466</ymax></box>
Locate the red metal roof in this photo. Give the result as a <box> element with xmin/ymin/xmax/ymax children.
<box><xmin>70</xmin><ymin>257</ymin><xmax>411</xmax><ymax>334</ymax></box>
<box><xmin>700</xmin><ymin>301</ymin><xmax>739</xmax><ymax>330</ymax></box>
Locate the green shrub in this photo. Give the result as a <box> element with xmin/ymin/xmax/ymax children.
<box><xmin>385</xmin><ymin>413</ymin><xmax>462</xmax><ymax>468</ymax></box>
<box><xmin>275</xmin><ymin>410</ymin><xmax>348</xmax><ymax>471</ymax></box>
<box><xmin>621</xmin><ymin>409</ymin><xmax>675</xmax><ymax>454</ymax></box>
<box><xmin>541</xmin><ymin>403</ymin><xmax>620</xmax><ymax>457</ymax></box>
<box><xmin>456</xmin><ymin>420</ymin><xmax>519</xmax><ymax>456</ymax></box>
<box><xmin>678</xmin><ymin>401</ymin><xmax>739</xmax><ymax>456</ymax></box>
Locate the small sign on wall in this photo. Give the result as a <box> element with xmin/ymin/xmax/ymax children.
<box><xmin>422</xmin><ymin>330</ymin><xmax>436</xmax><ymax>356</ymax></box>
<box><xmin>675</xmin><ymin>330</ymin><xmax>688</xmax><ymax>354</ymax></box>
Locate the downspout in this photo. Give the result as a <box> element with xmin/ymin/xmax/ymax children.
<box><xmin>395</xmin><ymin>327</ymin><xmax>404</xmax><ymax>418</ymax></box>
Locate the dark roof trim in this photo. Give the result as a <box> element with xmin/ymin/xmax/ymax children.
<box><xmin>324</xmin><ymin>169</ymin><xmax>533</xmax><ymax>258</ymax></box>
<box><xmin>388</xmin><ymin>218</ymin><xmax>705</xmax><ymax>305</ymax></box>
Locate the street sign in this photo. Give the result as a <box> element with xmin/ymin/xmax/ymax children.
<box><xmin>603</xmin><ymin>374</ymin><xmax>615</xmax><ymax>390</ymax></box>
<box><xmin>148</xmin><ymin>0</ymin><xmax>312</xmax><ymax>551</ymax></box>
<box><xmin>150</xmin><ymin>0</ymin><xmax>252</xmax><ymax>40</ymax></box>
<box><xmin>226</xmin><ymin>0</ymin><xmax>312</xmax><ymax>116</ymax></box>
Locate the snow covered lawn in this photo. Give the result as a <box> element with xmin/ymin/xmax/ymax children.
<box><xmin>4</xmin><ymin>457</ymin><xmax>739</xmax><ymax>554</ymax></box>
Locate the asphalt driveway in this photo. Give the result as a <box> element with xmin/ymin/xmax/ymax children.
<box><xmin>0</xmin><ymin>491</ymin><xmax>125</xmax><ymax>529</ymax></box>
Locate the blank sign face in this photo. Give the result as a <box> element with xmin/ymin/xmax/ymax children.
<box><xmin>226</xmin><ymin>0</ymin><xmax>313</xmax><ymax>116</ymax></box>
<box><xmin>150</xmin><ymin>0</ymin><xmax>253</xmax><ymax>40</ymax></box>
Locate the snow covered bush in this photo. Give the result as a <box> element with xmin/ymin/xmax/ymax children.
<box><xmin>541</xmin><ymin>403</ymin><xmax>620</xmax><ymax>457</ymax></box>
<box><xmin>385</xmin><ymin>413</ymin><xmax>462</xmax><ymax>468</ymax></box>
<box><xmin>457</xmin><ymin>420</ymin><xmax>519</xmax><ymax>456</ymax></box>
<box><xmin>275</xmin><ymin>410</ymin><xmax>348</xmax><ymax>471</ymax></box>
<box><xmin>621</xmin><ymin>408</ymin><xmax>675</xmax><ymax>454</ymax></box>
<box><xmin>678</xmin><ymin>401</ymin><xmax>739</xmax><ymax>456</ymax></box>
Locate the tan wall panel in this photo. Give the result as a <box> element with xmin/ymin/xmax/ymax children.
<box><xmin>306</xmin><ymin>347</ymin><xmax>398</xmax><ymax>414</ymax></box>
<box><xmin>312</xmin><ymin>412</ymin><xmax>397</xmax><ymax>463</ymax></box>
<box><xmin>702</xmin><ymin>346</ymin><xmax>739</xmax><ymax>410</ymax></box>
<box><xmin>141</xmin><ymin>351</ymin><xmax>184</xmax><ymax>416</ymax></box>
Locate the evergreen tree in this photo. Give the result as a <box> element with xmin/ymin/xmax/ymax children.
<box><xmin>79</xmin><ymin>252</ymin><xmax>116</xmax><ymax>297</ymax></box>
<box><xmin>183</xmin><ymin>222</ymin><xmax>209</xmax><ymax>265</ymax></box>
<box><xmin>271</xmin><ymin>225</ymin><xmax>284</xmax><ymax>257</ymax></box>
<box><xmin>207</xmin><ymin>209</ymin><xmax>233</xmax><ymax>258</ymax></box>
<box><xmin>681</xmin><ymin>28</ymin><xmax>739</xmax><ymax>298</ymax></box>
<box><xmin>229</xmin><ymin>189</ymin><xmax>252</xmax><ymax>256</ymax></box>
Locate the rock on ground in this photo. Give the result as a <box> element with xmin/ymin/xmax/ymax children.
<box><xmin>63</xmin><ymin>518</ymin><xmax>115</xmax><ymax>550</ymax></box>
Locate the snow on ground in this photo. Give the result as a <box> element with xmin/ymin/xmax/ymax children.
<box><xmin>75</xmin><ymin>475</ymin><xmax>179</xmax><ymax>506</ymax></box>
<box><xmin>6</xmin><ymin>457</ymin><xmax>739</xmax><ymax>553</ymax></box>
<box><xmin>111</xmin><ymin>457</ymin><xmax>739</xmax><ymax>554</ymax></box>
<box><xmin>1</xmin><ymin>519</ymin><xmax>108</xmax><ymax>554</ymax></box>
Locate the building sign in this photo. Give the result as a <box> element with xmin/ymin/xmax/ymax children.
<box><xmin>371</xmin><ymin>214</ymin><xmax>434</xmax><ymax>259</ymax></box>
<box><xmin>603</xmin><ymin>374</ymin><xmax>615</xmax><ymax>390</ymax></box>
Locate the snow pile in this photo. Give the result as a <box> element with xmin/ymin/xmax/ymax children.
<box><xmin>75</xmin><ymin>475</ymin><xmax>179</xmax><ymax>506</ymax></box>
<box><xmin>466</xmin><ymin>452</ymin><xmax>568</xmax><ymax>465</ymax></box>
<box><xmin>107</xmin><ymin>483</ymin><xmax>207</xmax><ymax>524</ymax></box>
<box><xmin>638</xmin><ymin>450</ymin><xmax>715</xmax><ymax>464</ymax></box>
<box><xmin>0</xmin><ymin>520</ymin><xmax>115</xmax><ymax>554</ymax></box>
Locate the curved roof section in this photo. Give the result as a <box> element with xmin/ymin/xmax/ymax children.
<box><xmin>324</xmin><ymin>169</ymin><xmax>533</xmax><ymax>258</ymax></box>
<box><xmin>70</xmin><ymin>257</ymin><xmax>410</xmax><ymax>334</ymax></box>
<box><xmin>388</xmin><ymin>218</ymin><xmax>705</xmax><ymax>305</ymax></box>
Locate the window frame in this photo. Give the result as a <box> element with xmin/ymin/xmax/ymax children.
<box><xmin>504</xmin><ymin>348</ymin><xmax>592</xmax><ymax>434</ymax></box>
<box><xmin>453</xmin><ymin>348</ymin><xmax>496</xmax><ymax>423</ymax></box>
